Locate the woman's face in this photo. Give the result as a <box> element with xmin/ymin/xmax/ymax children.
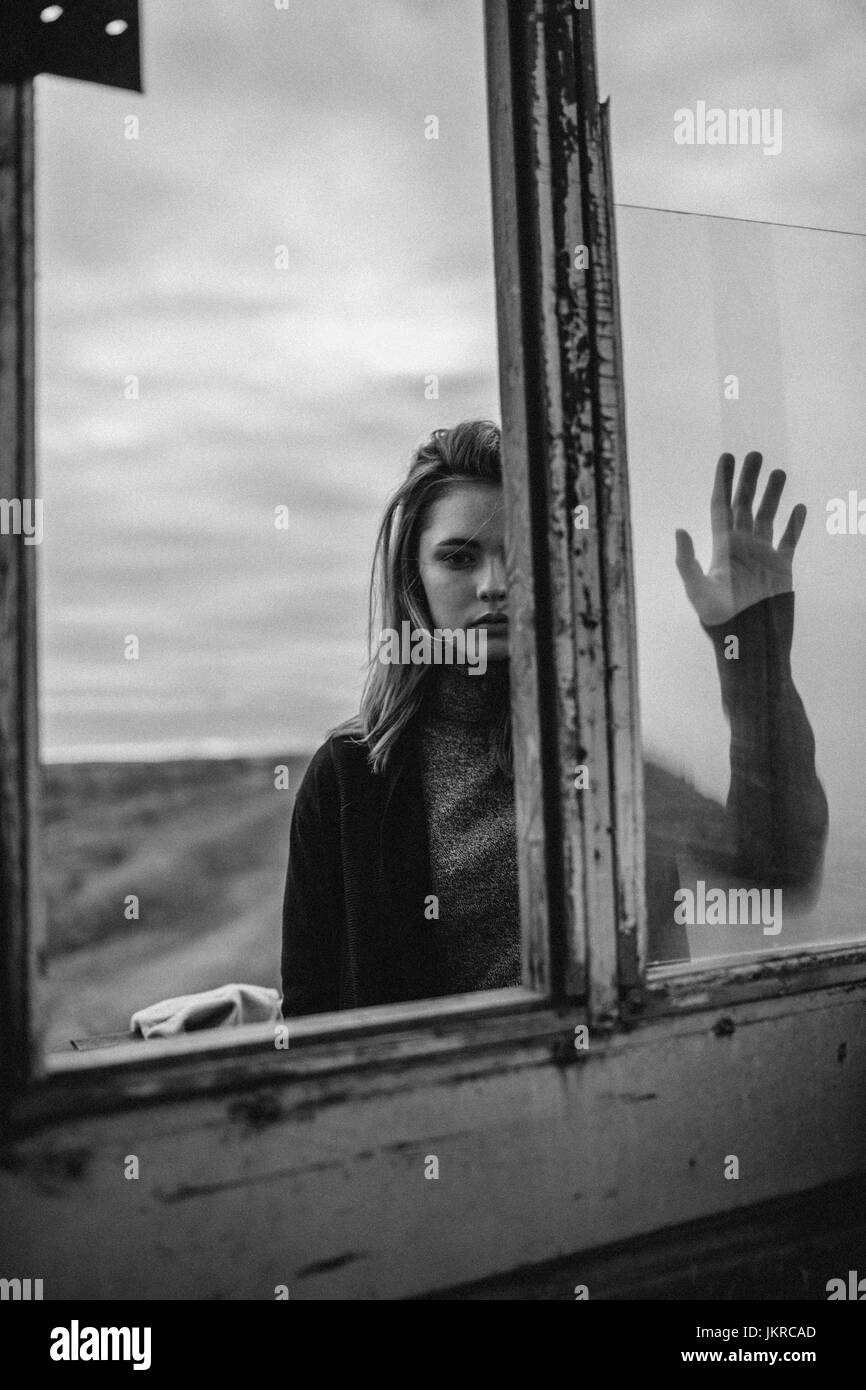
<box><xmin>416</xmin><ymin>481</ymin><xmax>509</xmax><ymax>662</ymax></box>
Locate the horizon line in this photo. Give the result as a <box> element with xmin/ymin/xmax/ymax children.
<box><xmin>41</xmin><ymin>738</ymin><xmax>313</xmax><ymax>765</ymax></box>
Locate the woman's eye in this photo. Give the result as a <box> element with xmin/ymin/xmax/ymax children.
<box><xmin>443</xmin><ymin>550</ymin><xmax>473</xmax><ymax>569</ymax></box>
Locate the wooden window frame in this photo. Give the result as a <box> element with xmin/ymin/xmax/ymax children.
<box><xmin>2</xmin><ymin>0</ymin><xmax>866</xmax><ymax>1139</ymax></box>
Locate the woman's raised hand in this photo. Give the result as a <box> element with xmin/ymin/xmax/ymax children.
<box><xmin>674</xmin><ymin>451</ymin><xmax>806</xmax><ymax>626</ymax></box>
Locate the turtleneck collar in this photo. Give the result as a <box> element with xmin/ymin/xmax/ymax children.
<box><xmin>425</xmin><ymin>661</ymin><xmax>511</xmax><ymax>726</ymax></box>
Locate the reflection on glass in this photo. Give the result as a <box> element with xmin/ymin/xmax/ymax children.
<box><xmin>38</xmin><ymin>0</ymin><xmax>500</xmax><ymax>1048</ymax></box>
<box><xmin>617</xmin><ymin>206</ymin><xmax>865</xmax><ymax>961</ymax></box>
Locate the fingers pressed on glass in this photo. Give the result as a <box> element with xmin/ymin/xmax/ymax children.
<box><xmin>754</xmin><ymin>468</ymin><xmax>787</xmax><ymax>540</ymax></box>
<box><xmin>778</xmin><ymin>502</ymin><xmax>807</xmax><ymax>558</ymax></box>
<box><xmin>675</xmin><ymin>528</ymin><xmax>702</xmax><ymax>573</ymax></box>
<box><xmin>674</xmin><ymin>529</ymin><xmax>706</xmax><ymax>609</ymax></box>
<box><xmin>710</xmin><ymin>453</ymin><xmax>735</xmax><ymax>533</ymax></box>
<box><xmin>732</xmin><ymin>451</ymin><xmax>763</xmax><ymax>527</ymax></box>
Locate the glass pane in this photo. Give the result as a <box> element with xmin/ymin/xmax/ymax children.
<box><xmin>596</xmin><ymin>0</ymin><xmax>864</xmax><ymax>232</ymax></box>
<box><xmin>596</xmin><ymin>0</ymin><xmax>866</xmax><ymax>965</ymax></box>
<box><xmin>37</xmin><ymin>0</ymin><xmax>502</xmax><ymax>1049</ymax></box>
<box><xmin>617</xmin><ymin>206</ymin><xmax>865</xmax><ymax>963</ymax></box>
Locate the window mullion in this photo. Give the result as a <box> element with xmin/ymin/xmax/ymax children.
<box><xmin>541</xmin><ymin>1</ymin><xmax>621</xmax><ymax>1024</ymax></box>
<box><xmin>487</xmin><ymin>1</ymin><xmax>639</xmax><ymax>1024</ymax></box>
<box><xmin>0</xmin><ymin>80</ymin><xmax>40</xmax><ymax>1099</ymax></box>
<box><xmin>575</xmin><ymin>17</ymin><xmax>647</xmax><ymax>995</ymax></box>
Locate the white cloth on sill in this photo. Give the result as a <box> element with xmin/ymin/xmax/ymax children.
<box><xmin>131</xmin><ymin>983</ymin><xmax>281</xmax><ymax>1039</ymax></box>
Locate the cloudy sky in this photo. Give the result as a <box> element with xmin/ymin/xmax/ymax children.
<box><xmin>36</xmin><ymin>0</ymin><xmax>865</xmax><ymax>879</ymax></box>
<box><xmin>37</xmin><ymin>0</ymin><xmax>500</xmax><ymax>759</ymax></box>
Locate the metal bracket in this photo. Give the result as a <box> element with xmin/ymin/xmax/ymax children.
<box><xmin>0</xmin><ymin>1</ymin><xmax>142</xmax><ymax>93</ymax></box>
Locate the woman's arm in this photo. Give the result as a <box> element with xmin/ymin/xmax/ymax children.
<box><xmin>702</xmin><ymin>591</ymin><xmax>828</xmax><ymax>893</ymax></box>
<box><xmin>675</xmin><ymin>452</ymin><xmax>828</xmax><ymax>898</ymax></box>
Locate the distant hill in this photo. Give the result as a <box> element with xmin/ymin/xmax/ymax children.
<box><xmin>40</xmin><ymin>755</ymin><xmax>311</xmax><ymax>959</ymax></box>
<box><xmin>643</xmin><ymin>757</ymin><xmax>725</xmax><ymax>861</ymax></box>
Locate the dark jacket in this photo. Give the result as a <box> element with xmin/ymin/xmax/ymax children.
<box><xmin>281</xmin><ymin>593</ymin><xmax>828</xmax><ymax>1017</ymax></box>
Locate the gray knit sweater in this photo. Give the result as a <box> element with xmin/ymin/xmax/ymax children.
<box><xmin>420</xmin><ymin>663</ymin><xmax>521</xmax><ymax>992</ymax></box>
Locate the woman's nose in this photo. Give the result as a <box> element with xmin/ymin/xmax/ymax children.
<box><xmin>477</xmin><ymin>555</ymin><xmax>507</xmax><ymax>603</ymax></box>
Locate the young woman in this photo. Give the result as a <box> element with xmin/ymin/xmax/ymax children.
<box><xmin>281</xmin><ymin>421</ymin><xmax>827</xmax><ymax>1016</ymax></box>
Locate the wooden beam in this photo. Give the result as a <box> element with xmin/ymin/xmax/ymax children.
<box><xmin>590</xmin><ymin>88</ymin><xmax>646</xmax><ymax>991</ymax></box>
<box><xmin>486</xmin><ymin>1</ymin><xmax>640</xmax><ymax>1023</ymax></box>
<box><xmin>0</xmin><ymin>80</ymin><xmax>39</xmax><ymax>1104</ymax></box>
<box><xmin>485</xmin><ymin>0</ymin><xmax>562</xmax><ymax>998</ymax></box>
<box><xmin>425</xmin><ymin>1169</ymin><xmax>866</xmax><ymax>1300</ymax></box>
<box><xmin>3</xmin><ymin>976</ymin><xmax>865</xmax><ymax>1298</ymax></box>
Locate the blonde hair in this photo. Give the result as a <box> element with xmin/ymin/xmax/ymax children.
<box><xmin>336</xmin><ymin>420</ymin><xmax>512</xmax><ymax>776</ymax></box>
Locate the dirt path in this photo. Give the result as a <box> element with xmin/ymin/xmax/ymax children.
<box><xmin>40</xmin><ymin>756</ymin><xmax>302</xmax><ymax>1050</ymax></box>
<box><xmin>45</xmin><ymin>879</ymin><xmax>282</xmax><ymax>1051</ymax></box>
